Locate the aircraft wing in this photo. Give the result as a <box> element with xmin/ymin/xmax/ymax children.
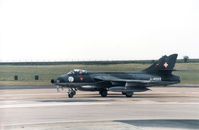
<box><xmin>94</xmin><ymin>75</ymin><xmax>159</xmax><ymax>84</ymax></box>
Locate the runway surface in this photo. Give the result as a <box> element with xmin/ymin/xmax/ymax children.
<box><xmin>1</xmin><ymin>86</ymin><xmax>199</xmax><ymax>130</ymax></box>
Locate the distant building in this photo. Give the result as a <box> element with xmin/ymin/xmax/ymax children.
<box><xmin>183</xmin><ymin>56</ymin><xmax>189</xmax><ymax>63</ymax></box>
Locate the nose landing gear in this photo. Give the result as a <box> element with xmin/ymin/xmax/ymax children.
<box><xmin>68</xmin><ymin>88</ymin><xmax>76</xmax><ymax>98</ymax></box>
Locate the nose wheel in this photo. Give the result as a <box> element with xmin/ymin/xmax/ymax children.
<box><xmin>68</xmin><ymin>88</ymin><xmax>76</xmax><ymax>98</ymax></box>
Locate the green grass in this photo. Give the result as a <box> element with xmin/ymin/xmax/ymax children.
<box><xmin>0</xmin><ymin>63</ymin><xmax>198</xmax><ymax>85</ymax></box>
<box><xmin>174</xmin><ymin>63</ymin><xmax>199</xmax><ymax>84</ymax></box>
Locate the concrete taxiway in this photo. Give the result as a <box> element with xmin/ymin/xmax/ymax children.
<box><xmin>0</xmin><ymin>85</ymin><xmax>199</xmax><ymax>130</ymax></box>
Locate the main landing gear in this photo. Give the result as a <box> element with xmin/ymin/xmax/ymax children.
<box><xmin>122</xmin><ymin>91</ymin><xmax>134</xmax><ymax>97</ymax></box>
<box><xmin>99</xmin><ymin>89</ymin><xmax>108</xmax><ymax>97</ymax></box>
<box><xmin>68</xmin><ymin>88</ymin><xmax>76</xmax><ymax>98</ymax></box>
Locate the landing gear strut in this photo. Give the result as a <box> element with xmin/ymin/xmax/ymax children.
<box><xmin>125</xmin><ymin>91</ymin><xmax>134</xmax><ymax>97</ymax></box>
<box><xmin>122</xmin><ymin>91</ymin><xmax>126</xmax><ymax>95</ymax></box>
<box><xmin>99</xmin><ymin>89</ymin><xmax>108</xmax><ymax>97</ymax></box>
<box><xmin>68</xmin><ymin>88</ymin><xmax>76</xmax><ymax>98</ymax></box>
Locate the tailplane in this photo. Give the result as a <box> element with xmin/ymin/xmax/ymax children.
<box><xmin>143</xmin><ymin>54</ymin><xmax>178</xmax><ymax>75</ymax></box>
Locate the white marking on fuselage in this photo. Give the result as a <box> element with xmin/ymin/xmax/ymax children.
<box><xmin>68</xmin><ymin>76</ymin><xmax>74</xmax><ymax>82</ymax></box>
<box><xmin>150</xmin><ymin>77</ymin><xmax>161</xmax><ymax>81</ymax></box>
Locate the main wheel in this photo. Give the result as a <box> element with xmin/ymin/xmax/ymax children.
<box><xmin>126</xmin><ymin>91</ymin><xmax>133</xmax><ymax>97</ymax></box>
<box><xmin>122</xmin><ymin>91</ymin><xmax>126</xmax><ymax>95</ymax></box>
<box><xmin>100</xmin><ymin>90</ymin><xmax>107</xmax><ymax>97</ymax></box>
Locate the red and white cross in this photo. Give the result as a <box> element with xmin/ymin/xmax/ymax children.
<box><xmin>163</xmin><ymin>62</ymin><xmax>169</xmax><ymax>68</ymax></box>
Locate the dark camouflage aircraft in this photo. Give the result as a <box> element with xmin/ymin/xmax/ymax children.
<box><xmin>51</xmin><ymin>54</ymin><xmax>180</xmax><ymax>98</ymax></box>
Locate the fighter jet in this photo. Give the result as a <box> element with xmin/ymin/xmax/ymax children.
<box><xmin>51</xmin><ymin>54</ymin><xmax>180</xmax><ymax>98</ymax></box>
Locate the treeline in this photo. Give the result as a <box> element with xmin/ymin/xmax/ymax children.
<box><xmin>0</xmin><ymin>59</ymin><xmax>199</xmax><ymax>66</ymax></box>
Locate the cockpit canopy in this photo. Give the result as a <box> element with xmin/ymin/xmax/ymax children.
<box><xmin>67</xmin><ymin>69</ymin><xmax>88</xmax><ymax>75</ymax></box>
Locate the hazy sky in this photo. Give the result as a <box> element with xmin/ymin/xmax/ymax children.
<box><xmin>0</xmin><ymin>0</ymin><xmax>199</xmax><ymax>62</ymax></box>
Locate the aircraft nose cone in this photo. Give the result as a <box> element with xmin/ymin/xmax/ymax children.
<box><xmin>51</xmin><ymin>79</ymin><xmax>55</xmax><ymax>84</ymax></box>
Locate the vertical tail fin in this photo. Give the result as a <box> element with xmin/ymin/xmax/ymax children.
<box><xmin>143</xmin><ymin>54</ymin><xmax>178</xmax><ymax>75</ymax></box>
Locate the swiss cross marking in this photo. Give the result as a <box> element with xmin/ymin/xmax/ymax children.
<box><xmin>163</xmin><ymin>62</ymin><xmax>168</xmax><ymax>68</ymax></box>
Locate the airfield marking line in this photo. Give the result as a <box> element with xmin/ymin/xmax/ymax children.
<box><xmin>0</xmin><ymin>93</ymin><xmax>61</xmax><ymax>96</ymax></box>
<box><xmin>1</xmin><ymin>100</ymin><xmax>199</xmax><ymax>109</ymax></box>
<box><xmin>2</xmin><ymin>118</ymin><xmax>199</xmax><ymax>127</ymax></box>
<box><xmin>129</xmin><ymin>101</ymin><xmax>199</xmax><ymax>104</ymax></box>
<box><xmin>0</xmin><ymin>119</ymin><xmax>139</xmax><ymax>127</ymax></box>
<box><xmin>0</xmin><ymin>102</ymin><xmax>110</xmax><ymax>109</ymax></box>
